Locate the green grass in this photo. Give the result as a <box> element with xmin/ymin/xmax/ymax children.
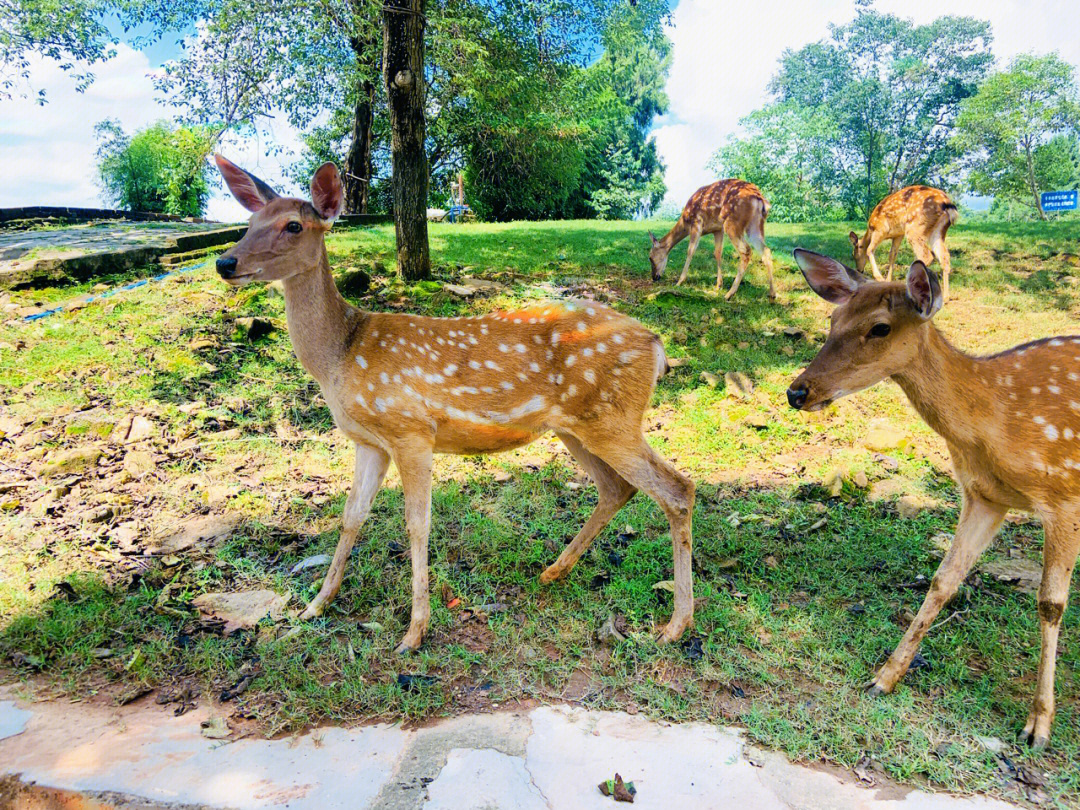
<box><xmin>1</xmin><ymin>218</ymin><xmax>1079</xmax><ymax>804</ymax></box>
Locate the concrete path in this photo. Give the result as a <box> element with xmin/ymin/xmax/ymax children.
<box><xmin>0</xmin><ymin>691</ymin><xmax>1016</xmax><ymax>810</ymax></box>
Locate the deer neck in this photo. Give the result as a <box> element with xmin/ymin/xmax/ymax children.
<box><xmin>280</xmin><ymin>246</ymin><xmax>360</xmax><ymax>385</ymax></box>
<box><xmin>661</xmin><ymin>218</ymin><xmax>690</xmax><ymax>252</ymax></box>
<box><xmin>891</xmin><ymin>324</ymin><xmax>988</xmax><ymax>449</ymax></box>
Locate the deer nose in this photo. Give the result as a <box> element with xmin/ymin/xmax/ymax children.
<box><xmin>216</xmin><ymin>256</ymin><xmax>238</xmax><ymax>278</ymax></box>
<box><xmin>787</xmin><ymin>385</ymin><xmax>809</xmax><ymax>410</ymax></box>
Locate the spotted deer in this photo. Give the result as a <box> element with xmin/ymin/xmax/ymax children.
<box><xmin>648</xmin><ymin>179</ymin><xmax>776</xmax><ymax>301</ymax></box>
<box><xmin>849</xmin><ymin>185</ymin><xmax>958</xmax><ymax>300</ymax></box>
<box><xmin>787</xmin><ymin>249</ymin><xmax>1080</xmax><ymax>751</ymax></box>
<box><xmin>213</xmin><ymin>155</ymin><xmax>696</xmax><ymax>652</ymax></box>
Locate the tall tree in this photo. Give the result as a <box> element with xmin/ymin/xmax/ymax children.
<box><xmin>770</xmin><ymin>9</ymin><xmax>992</xmax><ymax>218</ymax></box>
<box><xmin>953</xmin><ymin>53</ymin><xmax>1080</xmax><ymax>220</ymax></box>
<box><xmin>384</xmin><ymin>0</ymin><xmax>430</xmax><ymax>280</ymax></box>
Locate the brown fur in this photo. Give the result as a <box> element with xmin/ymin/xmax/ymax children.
<box><xmin>213</xmin><ymin>155</ymin><xmax>697</xmax><ymax>652</ymax></box>
<box><xmin>790</xmin><ymin>250</ymin><xmax>1080</xmax><ymax>751</ymax></box>
<box><xmin>649</xmin><ymin>179</ymin><xmax>775</xmax><ymax>300</ymax></box>
<box><xmin>849</xmin><ymin>185</ymin><xmax>958</xmax><ymax>299</ymax></box>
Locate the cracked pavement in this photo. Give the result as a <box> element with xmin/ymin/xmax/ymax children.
<box><xmin>0</xmin><ymin>690</ymin><xmax>1018</xmax><ymax>810</ymax></box>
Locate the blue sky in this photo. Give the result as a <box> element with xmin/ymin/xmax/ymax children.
<box><xmin>2</xmin><ymin>0</ymin><xmax>1079</xmax><ymax>221</ymax></box>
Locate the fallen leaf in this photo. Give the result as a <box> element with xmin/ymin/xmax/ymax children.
<box><xmin>652</xmin><ymin>580</ymin><xmax>675</xmax><ymax>592</ymax></box>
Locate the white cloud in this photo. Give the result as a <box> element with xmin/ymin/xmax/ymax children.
<box><xmin>0</xmin><ymin>44</ymin><xmax>305</xmax><ymax>223</ymax></box>
<box><xmin>655</xmin><ymin>0</ymin><xmax>1080</xmax><ymax>208</ymax></box>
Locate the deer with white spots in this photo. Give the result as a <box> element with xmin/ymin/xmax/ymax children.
<box><xmin>849</xmin><ymin>185</ymin><xmax>958</xmax><ymax>301</ymax></box>
<box><xmin>648</xmin><ymin>179</ymin><xmax>776</xmax><ymax>301</ymax></box>
<box><xmin>213</xmin><ymin>156</ymin><xmax>696</xmax><ymax>652</ymax></box>
<box><xmin>788</xmin><ymin>248</ymin><xmax>1080</xmax><ymax>751</ymax></box>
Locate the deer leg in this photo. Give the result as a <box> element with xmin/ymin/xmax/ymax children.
<box><xmin>540</xmin><ymin>432</ymin><xmax>637</xmax><ymax>583</ymax></box>
<box><xmin>886</xmin><ymin>237</ymin><xmax>901</xmax><ymax>282</ymax></box>
<box><xmin>866</xmin><ymin>233</ymin><xmax>885</xmax><ymax>281</ymax></box>
<box><xmin>1022</xmin><ymin>515</ymin><xmax>1080</xmax><ymax>751</ymax></box>
<box><xmin>868</xmin><ymin>491</ymin><xmax>1006</xmax><ymax>694</ymax></box>
<box><xmin>676</xmin><ymin>226</ymin><xmax>702</xmax><ymax>286</ymax></box>
<box><xmin>745</xmin><ymin>218</ymin><xmax>775</xmax><ymax>301</ymax></box>
<box><xmin>712</xmin><ymin>231</ymin><xmax>725</xmax><ymax>290</ymax></box>
<box><xmin>577</xmin><ymin>433</ymin><xmax>695</xmax><ymax>643</ymax></box>
<box><xmin>724</xmin><ymin>237</ymin><xmax>752</xmax><ymax>301</ymax></box>
<box><xmin>393</xmin><ymin>440</ymin><xmax>434</xmax><ymax>653</ymax></box>
<box><xmin>931</xmin><ymin>233</ymin><xmax>952</xmax><ymax>302</ymax></box>
<box><xmin>301</xmin><ymin>444</ymin><xmax>390</xmax><ymax>620</ymax></box>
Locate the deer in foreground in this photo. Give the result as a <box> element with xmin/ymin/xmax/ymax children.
<box><xmin>787</xmin><ymin>249</ymin><xmax>1080</xmax><ymax>751</ymax></box>
<box><xmin>213</xmin><ymin>155</ymin><xmax>696</xmax><ymax>652</ymax></box>
<box><xmin>648</xmin><ymin>179</ymin><xmax>776</xmax><ymax>301</ymax></box>
<box><xmin>849</xmin><ymin>185</ymin><xmax>958</xmax><ymax>300</ymax></box>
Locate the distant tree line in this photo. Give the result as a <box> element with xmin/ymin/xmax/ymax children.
<box><xmin>708</xmin><ymin>7</ymin><xmax>1080</xmax><ymax>222</ymax></box>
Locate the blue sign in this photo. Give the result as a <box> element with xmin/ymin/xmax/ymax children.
<box><xmin>1041</xmin><ymin>190</ymin><xmax>1078</xmax><ymax>212</ymax></box>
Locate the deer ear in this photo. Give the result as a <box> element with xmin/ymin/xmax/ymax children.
<box><xmin>905</xmin><ymin>261</ymin><xmax>943</xmax><ymax>319</ymax></box>
<box><xmin>793</xmin><ymin>249</ymin><xmax>866</xmax><ymax>305</ymax></box>
<box><xmin>648</xmin><ymin>230</ymin><xmax>659</xmax><ymax>248</ymax></box>
<box><xmin>310</xmin><ymin>162</ymin><xmax>343</xmax><ymax>222</ymax></box>
<box><xmin>848</xmin><ymin>231</ymin><xmax>859</xmax><ymax>247</ymax></box>
<box><xmin>214</xmin><ymin>154</ymin><xmax>279</xmax><ymax>212</ymax></box>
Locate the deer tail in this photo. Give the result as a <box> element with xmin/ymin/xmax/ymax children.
<box><xmin>943</xmin><ymin>201</ymin><xmax>958</xmax><ymax>226</ymax></box>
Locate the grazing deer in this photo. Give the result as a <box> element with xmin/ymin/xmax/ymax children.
<box><xmin>648</xmin><ymin>179</ymin><xmax>776</xmax><ymax>301</ymax></box>
<box><xmin>849</xmin><ymin>185</ymin><xmax>958</xmax><ymax>300</ymax></box>
<box><xmin>213</xmin><ymin>155</ymin><xmax>696</xmax><ymax>652</ymax></box>
<box><xmin>787</xmin><ymin>249</ymin><xmax>1080</xmax><ymax>751</ymax></box>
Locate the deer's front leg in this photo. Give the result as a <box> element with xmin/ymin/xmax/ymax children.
<box><xmin>394</xmin><ymin>440</ymin><xmax>434</xmax><ymax>654</ymax></box>
<box><xmin>868</xmin><ymin>492</ymin><xmax>1005</xmax><ymax>694</ymax></box>
<box><xmin>302</xmin><ymin>444</ymin><xmax>390</xmax><ymax>620</ymax></box>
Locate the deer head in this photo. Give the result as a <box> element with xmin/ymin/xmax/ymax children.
<box><xmin>848</xmin><ymin>230</ymin><xmax>871</xmax><ymax>274</ymax></box>
<box><xmin>648</xmin><ymin>230</ymin><xmax>668</xmax><ymax>281</ymax></box>
<box><xmin>786</xmin><ymin>249</ymin><xmax>943</xmax><ymax>411</ymax></box>
<box><xmin>214</xmin><ymin>155</ymin><xmax>344</xmax><ymax>285</ymax></box>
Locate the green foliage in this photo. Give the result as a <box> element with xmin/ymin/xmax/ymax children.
<box><xmin>0</xmin><ymin>0</ymin><xmax>115</xmax><ymax>100</ymax></box>
<box><xmin>710</xmin><ymin>104</ymin><xmax>846</xmax><ymax>222</ymax></box>
<box><xmin>717</xmin><ymin>8</ymin><xmax>992</xmax><ymax>220</ymax></box>
<box><xmin>953</xmin><ymin>53</ymin><xmax>1080</xmax><ymax>219</ymax></box>
<box><xmin>94</xmin><ymin>119</ymin><xmax>216</xmax><ymax>216</ymax></box>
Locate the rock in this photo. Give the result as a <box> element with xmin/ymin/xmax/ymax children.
<box><xmin>200</xmin><ymin>716</ymin><xmax>231</xmax><ymax>739</ymax></box>
<box><xmin>724</xmin><ymin>371</ymin><xmax>754</xmax><ymax>399</ymax></box>
<box><xmin>223</xmin><ymin>396</ymin><xmax>249</xmax><ymax>413</ymax></box>
<box><xmin>189</xmin><ymin>337</ymin><xmax>219</xmax><ymax>351</ymax></box>
<box><xmin>41</xmin><ymin>447</ymin><xmax>102</xmax><ymax>478</ymax></box>
<box><xmin>144</xmin><ymin>513</ymin><xmax>240</xmax><ymax>556</ymax></box>
<box><xmin>86</xmin><ymin>505</ymin><xmax>114</xmax><ymax>523</ymax></box>
<box><xmin>743</xmin><ymin>412</ymin><xmax>769</xmax><ymax>430</ymax></box>
<box><xmin>974</xmin><ymin>735</ymin><xmax>1007</xmax><ymax>753</ymax></box>
<box><xmin>597</xmin><ymin>614</ymin><xmax>627</xmax><ymax>645</ymax></box>
<box><xmin>852</xmin><ymin>470</ymin><xmax>869</xmax><ymax>489</ymax></box>
<box><xmin>782</xmin><ymin>326</ymin><xmax>805</xmax><ymax>339</ymax></box>
<box><xmin>290</xmin><ymin>554</ymin><xmax>331</xmax><ymax>574</ymax></box>
<box><xmin>492</xmin><ymin>469</ymin><xmax>513</xmax><ymax>483</ymax></box>
<box><xmin>338</xmin><ymin>269</ymin><xmax>371</xmax><ymax>297</ymax></box>
<box><xmin>124</xmin><ymin>415</ymin><xmax>156</xmax><ymax>443</ymax></box>
<box><xmin>822</xmin><ymin>467</ymin><xmax>845</xmax><ymax>497</ymax></box>
<box><xmin>111</xmin><ymin>523</ymin><xmax>140</xmax><ymax>553</ymax></box>
<box><xmin>897</xmin><ymin>493</ymin><xmax>941</xmax><ymax>519</ymax></box>
<box><xmin>863</xmin><ymin>423</ymin><xmax>907</xmax><ymax>452</ymax></box>
<box><xmin>192</xmin><ymin>590</ymin><xmax>289</xmax><ymax>634</ymax></box>
<box><xmin>123</xmin><ymin>450</ymin><xmax>156</xmax><ymax>478</ymax></box>
<box><xmin>443</xmin><ymin>278</ymin><xmax>506</xmax><ymax>298</ymax></box>
<box><xmin>867</xmin><ymin>478</ymin><xmax>908</xmax><ymax>503</ymax></box>
<box><xmin>980</xmin><ymin>557</ymin><xmax>1041</xmax><ymax>594</ymax></box>
<box><xmin>699</xmin><ymin>371</ymin><xmax>720</xmax><ymax>388</ymax></box>
<box><xmin>233</xmin><ymin>316</ymin><xmax>274</xmax><ymax>341</ymax></box>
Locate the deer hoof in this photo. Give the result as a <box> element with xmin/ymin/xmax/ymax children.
<box><xmin>1022</xmin><ymin>712</ymin><xmax>1052</xmax><ymax>751</ymax></box>
<box><xmin>299</xmin><ymin>602</ymin><xmax>324</xmax><ymax>621</ymax></box>
<box><xmin>864</xmin><ymin>679</ymin><xmax>891</xmax><ymax>697</ymax></box>
<box><xmin>655</xmin><ymin>616</ymin><xmax>693</xmax><ymax>645</ymax></box>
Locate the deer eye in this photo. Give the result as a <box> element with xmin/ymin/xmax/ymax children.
<box><xmin>868</xmin><ymin>323</ymin><xmax>891</xmax><ymax>338</ymax></box>
<box><xmin>285</xmin><ymin>221</ymin><xmax>302</xmax><ymax>234</ymax></box>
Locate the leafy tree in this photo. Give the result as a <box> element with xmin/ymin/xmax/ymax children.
<box><xmin>95</xmin><ymin>119</ymin><xmax>215</xmax><ymax>216</ymax></box>
<box><xmin>710</xmin><ymin>104</ymin><xmax>845</xmax><ymax>222</ymax></box>
<box><xmin>953</xmin><ymin>53</ymin><xmax>1080</xmax><ymax>219</ymax></box>
<box><xmin>1</xmin><ymin>0</ymin><xmax>115</xmax><ymax>100</ymax></box>
<box><xmin>768</xmin><ymin>8</ymin><xmax>992</xmax><ymax>218</ymax></box>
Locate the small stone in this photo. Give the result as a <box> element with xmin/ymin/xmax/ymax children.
<box><xmin>782</xmin><ymin>326</ymin><xmax>805</xmax><ymax>339</ymax></box>
<box><xmin>234</xmin><ymin>316</ymin><xmax>274</xmax><ymax>340</ymax></box>
<box><xmin>897</xmin><ymin>493</ymin><xmax>942</xmax><ymax>519</ymax></box>
<box><xmin>597</xmin><ymin>614</ymin><xmax>627</xmax><ymax>645</ymax></box>
<box><xmin>863</xmin><ymin>424</ymin><xmax>907</xmax><ymax>452</ymax></box>
<box><xmin>724</xmin><ymin>371</ymin><xmax>754</xmax><ymax>398</ymax></box>
<box><xmin>123</xmin><ymin>450</ymin><xmax>155</xmax><ymax>477</ymax></box>
<box><xmin>974</xmin><ymin>735</ymin><xmax>1007</xmax><ymax>753</ymax></box>
<box><xmin>852</xmin><ymin>470</ymin><xmax>869</xmax><ymax>489</ymax></box>
<box><xmin>192</xmin><ymin>589</ymin><xmax>288</xmax><ymax>634</ymax></box>
<box><xmin>699</xmin><ymin>371</ymin><xmax>720</xmax><ymax>388</ymax></box>
<box><xmin>41</xmin><ymin>447</ymin><xmax>102</xmax><ymax>478</ymax></box>
<box><xmin>290</xmin><ymin>554</ymin><xmax>331</xmax><ymax>574</ymax></box>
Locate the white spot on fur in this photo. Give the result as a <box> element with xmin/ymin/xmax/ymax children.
<box><xmin>469</xmin><ymin>360</ymin><xmax>482</xmax><ymax>370</ymax></box>
<box><xmin>444</xmin><ymin>364</ymin><xmax>458</xmax><ymax>375</ymax></box>
<box><xmin>1049</xmin><ymin>385</ymin><xmax>1062</xmax><ymax>394</ymax></box>
<box><xmin>1045</xmin><ymin>424</ymin><xmax>1059</xmax><ymax>440</ymax></box>
<box><xmin>484</xmin><ymin>360</ymin><xmax>501</xmax><ymax>370</ymax></box>
<box><xmin>565</xmin><ymin>354</ymin><xmax>576</xmax><ymax>367</ymax></box>
<box><xmin>584</xmin><ymin>369</ymin><xmax>596</xmax><ymax>384</ymax></box>
<box><xmin>551</xmin><ymin>332</ymin><xmax>561</xmax><ymax>345</ymax></box>
<box><xmin>356</xmin><ymin>356</ymin><xmax>367</xmax><ymax>369</ymax></box>
<box><xmin>596</xmin><ymin>342</ymin><xmax>607</xmax><ymax>353</ymax></box>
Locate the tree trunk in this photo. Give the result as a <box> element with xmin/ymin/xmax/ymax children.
<box><xmin>383</xmin><ymin>0</ymin><xmax>430</xmax><ymax>280</ymax></box>
<box><xmin>1025</xmin><ymin>141</ymin><xmax>1046</xmax><ymax>221</ymax></box>
<box><xmin>343</xmin><ymin>76</ymin><xmax>375</xmax><ymax>214</ymax></box>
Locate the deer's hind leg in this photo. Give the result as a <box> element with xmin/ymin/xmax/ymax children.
<box><xmin>539</xmin><ymin>432</ymin><xmax>637</xmax><ymax>584</ymax></box>
<box><xmin>868</xmin><ymin>489</ymin><xmax>1005</xmax><ymax>694</ymax></box>
<box><xmin>723</xmin><ymin>226</ymin><xmax>753</xmax><ymax>302</ymax></box>
<box><xmin>393</xmin><ymin>437</ymin><xmax>435</xmax><ymax>653</ymax></box>
<box><xmin>712</xmin><ymin>230</ymin><xmax>726</xmax><ymax>290</ymax></box>
<box><xmin>575</xmin><ymin>432</ymin><xmax>695</xmax><ymax>643</ymax></box>
<box><xmin>886</xmin><ymin>237</ymin><xmax>902</xmax><ymax>281</ymax></box>
<box><xmin>1023</xmin><ymin>510</ymin><xmax>1080</xmax><ymax>750</ymax></box>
